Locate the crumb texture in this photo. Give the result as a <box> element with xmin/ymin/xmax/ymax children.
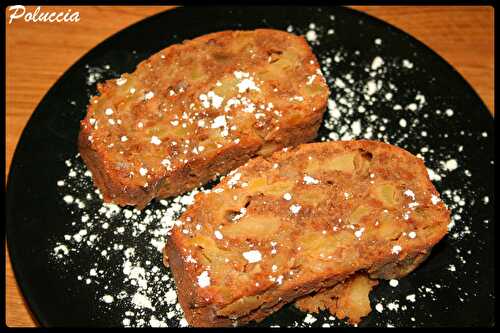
<box><xmin>295</xmin><ymin>273</ymin><xmax>378</xmax><ymax>324</ymax></box>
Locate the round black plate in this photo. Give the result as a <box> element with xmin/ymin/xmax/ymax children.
<box><xmin>6</xmin><ymin>6</ymin><xmax>494</xmax><ymax>327</ymax></box>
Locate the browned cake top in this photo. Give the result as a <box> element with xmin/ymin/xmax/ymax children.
<box><xmin>169</xmin><ymin>140</ymin><xmax>449</xmax><ymax>309</ymax></box>
<box><xmin>80</xmin><ymin>29</ymin><xmax>329</xmax><ymax>189</ymax></box>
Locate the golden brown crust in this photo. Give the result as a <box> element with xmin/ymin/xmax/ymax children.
<box><xmin>293</xmin><ymin>251</ymin><xmax>429</xmax><ymax>324</ymax></box>
<box><xmin>164</xmin><ymin>140</ymin><xmax>450</xmax><ymax>327</ymax></box>
<box><xmin>78</xmin><ymin>29</ymin><xmax>329</xmax><ymax>209</ymax></box>
<box><xmin>295</xmin><ymin>273</ymin><xmax>378</xmax><ymax>324</ymax></box>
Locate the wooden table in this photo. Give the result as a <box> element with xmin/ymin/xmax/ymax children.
<box><xmin>5</xmin><ymin>5</ymin><xmax>494</xmax><ymax>327</ymax></box>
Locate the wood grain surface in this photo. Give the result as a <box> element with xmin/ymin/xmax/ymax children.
<box><xmin>5</xmin><ymin>5</ymin><xmax>494</xmax><ymax>327</ymax></box>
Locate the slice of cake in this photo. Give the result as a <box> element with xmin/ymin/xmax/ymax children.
<box><xmin>79</xmin><ymin>29</ymin><xmax>329</xmax><ymax>209</ymax></box>
<box><xmin>164</xmin><ymin>140</ymin><xmax>450</xmax><ymax>326</ymax></box>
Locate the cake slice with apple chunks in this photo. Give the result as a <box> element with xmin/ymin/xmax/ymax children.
<box><xmin>79</xmin><ymin>29</ymin><xmax>329</xmax><ymax>209</ymax></box>
<box><xmin>164</xmin><ymin>140</ymin><xmax>450</xmax><ymax>327</ymax></box>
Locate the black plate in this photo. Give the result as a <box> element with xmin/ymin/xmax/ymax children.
<box><xmin>6</xmin><ymin>6</ymin><xmax>494</xmax><ymax>327</ymax></box>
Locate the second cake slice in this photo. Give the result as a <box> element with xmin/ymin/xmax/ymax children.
<box><xmin>164</xmin><ymin>140</ymin><xmax>450</xmax><ymax>326</ymax></box>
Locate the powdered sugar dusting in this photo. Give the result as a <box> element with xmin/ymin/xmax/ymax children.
<box><xmin>197</xmin><ymin>271</ymin><xmax>210</xmax><ymax>288</ymax></box>
<box><xmin>242</xmin><ymin>250</ymin><xmax>262</xmax><ymax>263</ymax></box>
<box><xmin>49</xmin><ymin>154</ymin><xmax>202</xmax><ymax>327</ymax></box>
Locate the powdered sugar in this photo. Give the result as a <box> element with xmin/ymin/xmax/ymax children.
<box><xmin>242</xmin><ymin>250</ymin><xmax>262</xmax><ymax>263</ymax></box>
<box><xmin>214</xmin><ymin>230</ymin><xmax>224</xmax><ymax>240</ymax></box>
<box><xmin>197</xmin><ymin>271</ymin><xmax>210</xmax><ymax>288</ymax></box>
<box><xmin>150</xmin><ymin>136</ymin><xmax>162</xmax><ymax>145</ymax></box>
<box><xmin>303</xmin><ymin>175</ymin><xmax>320</xmax><ymax>185</ymax></box>
<box><xmin>50</xmin><ymin>155</ymin><xmax>197</xmax><ymax>327</ymax></box>
<box><xmin>391</xmin><ymin>245</ymin><xmax>402</xmax><ymax>255</ymax></box>
<box><xmin>289</xmin><ymin>204</ymin><xmax>302</xmax><ymax>215</ymax></box>
<box><xmin>303</xmin><ymin>313</ymin><xmax>317</xmax><ymax>324</ymax></box>
<box><xmin>144</xmin><ymin>91</ymin><xmax>155</xmax><ymax>100</ymax></box>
